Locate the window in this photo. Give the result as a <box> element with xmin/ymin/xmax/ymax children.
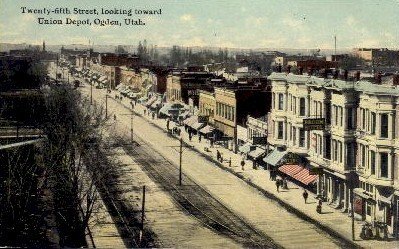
<box><xmin>299</xmin><ymin>129</ymin><xmax>305</xmax><ymax>147</ymax></box>
<box><xmin>339</xmin><ymin>107</ymin><xmax>343</xmax><ymax>127</ymax></box>
<box><xmin>371</xmin><ymin>112</ymin><xmax>376</xmax><ymax>134</ymax></box>
<box><xmin>277</xmin><ymin>122</ymin><xmax>284</xmax><ymax>139</ymax></box>
<box><xmin>381</xmin><ymin>114</ymin><xmax>388</xmax><ymax>138</ymax></box>
<box><xmin>366</xmin><ymin>202</ymin><xmax>372</xmax><ymax>216</ymax></box>
<box><xmin>339</xmin><ymin>142</ymin><xmax>343</xmax><ymax>163</ymax></box>
<box><xmin>380</xmin><ymin>153</ymin><xmax>388</xmax><ymax>178</ymax></box>
<box><xmin>333</xmin><ymin>140</ymin><xmax>338</xmax><ymax>161</ymax></box>
<box><xmin>293</xmin><ymin>97</ymin><xmax>297</xmax><ymax>114</ymax></box>
<box><xmin>361</xmin><ymin>144</ymin><xmax>365</xmax><ymax>167</ymax></box>
<box><xmin>293</xmin><ymin>127</ymin><xmax>296</xmax><ymax>145</ymax></box>
<box><xmin>370</xmin><ymin>151</ymin><xmax>375</xmax><ymax>175</ymax></box>
<box><xmin>278</xmin><ymin>94</ymin><xmax>284</xmax><ymax>110</ymax></box>
<box><xmin>362</xmin><ymin>108</ymin><xmax>366</xmax><ymax>129</ymax></box>
<box><xmin>299</xmin><ymin>98</ymin><xmax>306</xmax><ymax>116</ymax></box>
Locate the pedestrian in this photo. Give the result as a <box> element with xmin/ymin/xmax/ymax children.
<box><xmin>166</xmin><ymin>119</ymin><xmax>170</xmax><ymax>131</ymax></box>
<box><xmin>113</xmin><ymin>114</ymin><xmax>117</xmax><ymax>121</ymax></box>
<box><xmin>189</xmin><ymin>132</ymin><xmax>192</xmax><ymax>141</ymax></box>
<box><xmin>303</xmin><ymin>189</ymin><xmax>309</xmax><ymax>204</ymax></box>
<box><xmin>199</xmin><ymin>134</ymin><xmax>202</xmax><ymax>142</ymax></box>
<box><xmin>217</xmin><ymin>150</ymin><xmax>221</xmax><ymax>161</ymax></box>
<box><xmin>210</xmin><ymin>138</ymin><xmax>214</xmax><ymax>148</ymax></box>
<box><xmin>220</xmin><ymin>155</ymin><xmax>223</xmax><ymax>163</ymax></box>
<box><xmin>144</xmin><ymin>109</ymin><xmax>146</xmax><ymax>115</ymax></box>
<box><xmin>276</xmin><ymin>179</ymin><xmax>281</xmax><ymax>192</ymax></box>
<box><xmin>229</xmin><ymin>157</ymin><xmax>231</xmax><ymax>167</ymax></box>
<box><xmin>241</xmin><ymin>160</ymin><xmax>245</xmax><ymax>171</ymax></box>
<box><xmin>282</xmin><ymin>177</ymin><xmax>288</xmax><ymax>189</ymax></box>
<box><xmin>318</xmin><ymin>198</ymin><xmax>323</xmax><ymax>207</ymax></box>
<box><xmin>152</xmin><ymin>112</ymin><xmax>155</xmax><ymax>120</ymax></box>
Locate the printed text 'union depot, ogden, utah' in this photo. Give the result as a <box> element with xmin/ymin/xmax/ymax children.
<box><xmin>20</xmin><ymin>7</ymin><xmax>162</xmax><ymax>26</ymax></box>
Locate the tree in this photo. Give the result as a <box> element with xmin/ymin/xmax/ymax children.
<box><xmin>41</xmin><ymin>84</ymin><xmax>109</xmax><ymax>247</ymax></box>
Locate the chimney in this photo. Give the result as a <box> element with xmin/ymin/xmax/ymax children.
<box><xmin>355</xmin><ymin>71</ymin><xmax>360</xmax><ymax>81</ymax></box>
<box><xmin>344</xmin><ymin>70</ymin><xmax>348</xmax><ymax>81</ymax></box>
<box><xmin>393</xmin><ymin>74</ymin><xmax>399</xmax><ymax>86</ymax></box>
<box><xmin>375</xmin><ymin>72</ymin><xmax>382</xmax><ymax>84</ymax></box>
<box><xmin>299</xmin><ymin>67</ymin><xmax>303</xmax><ymax>75</ymax></box>
<box><xmin>287</xmin><ymin>65</ymin><xmax>292</xmax><ymax>74</ymax></box>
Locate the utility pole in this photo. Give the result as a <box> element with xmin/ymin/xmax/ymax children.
<box><xmin>179</xmin><ymin>137</ymin><xmax>183</xmax><ymax>186</ymax></box>
<box><xmin>105</xmin><ymin>95</ymin><xmax>108</xmax><ymax>118</ymax></box>
<box><xmin>139</xmin><ymin>185</ymin><xmax>146</xmax><ymax>246</ymax></box>
<box><xmin>141</xmin><ymin>185</ymin><xmax>146</xmax><ymax>230</ymax></box>
<box><xmin>351</xmin><ymin>180</ymin><xmax>355</xmax><ymax>241</ymax></box>
<box><xmin>130</xmin><ymin>111</ymin><xmax>134</xmax><ymax>143</ymax></box>
<box><xmin>90</xmin><ymin>82</ymin><xmax>93</xmax><ymax>105</ymax></box>
<box><xmin>167</xmin><ymin>136</ymin><xmax>194</xmax><ymax>186</ymax></box>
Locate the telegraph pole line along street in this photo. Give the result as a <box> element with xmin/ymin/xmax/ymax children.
<box><xmin>167</xmin><ymin>137</ymin><xmax>194</xmax><ymax>186</ymax></box>
<box><xmin>119</xmin><ymin>112</ymin><xmax>136</xmax><ymax>145</ymax></box>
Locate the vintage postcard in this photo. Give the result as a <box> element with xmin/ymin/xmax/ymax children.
<box><xmin>1</xmin><ymin>0</ymin><xmax>399</xmax><ymax>248</ymax></box>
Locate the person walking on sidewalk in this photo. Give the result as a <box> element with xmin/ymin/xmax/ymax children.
<box><xmin>217</xmin><ymin>150</ymin><xmax>221</xmax><ymax>161</ymax></box>
<box><xmin>303</xmin><ymin>189</ymin><xmax>309</xmax><ymax>204</ymax></box>
<box><xmin>199</xmin><ymin>134</ymin><xmax>202</xmax><ymax>142</ymax></box>
<box><xmin>189</xmin><ymin>132</ymin><xmax>192</xmax><ymax>141</ymax></box>
<box><xmin>276</xmin><ymin>179</ymin><xmax>281</xmax><ymax>192</ymax></box>
<box><xmin>229</xmin><ymin>157</ymin><xmax>231</xmax><ymax>167</ymax></box>
<box><xmin>241</xmin><ymin>160</ymin><xmax>245</xmax><ymax>171</ymax></box>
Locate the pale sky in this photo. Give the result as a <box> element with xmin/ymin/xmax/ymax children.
<box><xmin>0</xmin><ymin>0</ymin><xmax>398</xmax><ymax>49</ymax></box>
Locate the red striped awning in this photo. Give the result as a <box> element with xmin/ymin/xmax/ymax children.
<box><xmin>293</xmin><ymin>168</ymin><xmax>318</xmax><ymax>185</ymax></box>
<box><xmin>278</xmin><ymin>164</ymin><xmax>304</xmax><ymax>177</ymax></box>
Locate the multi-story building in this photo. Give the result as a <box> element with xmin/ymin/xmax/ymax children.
<box><xmin>213</xmin><ymin>86</ymin><xmax>271</xmax><ymax>152</ymax></box>
<box><xmin>267</xmin><ymin>70</ymin><xmax>399</xmax><ymax>236</ymax></box>
<box><xmin>166</xmin><ymin>70</ymin><xmax>214</xmax><ymax>105</ymax></box>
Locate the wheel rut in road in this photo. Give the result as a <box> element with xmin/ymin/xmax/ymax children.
<box><xmin>114</xmin><ymin>136</ymin><xmax>280</xmax><ymax>249</ymax></box>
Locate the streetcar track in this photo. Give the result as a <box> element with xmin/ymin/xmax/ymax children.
<box><xmin>114</xmin><ymin>135</ymin><xmax>280</xmax><ymax>248</ymax></box>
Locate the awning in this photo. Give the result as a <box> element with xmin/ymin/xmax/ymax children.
<box><xmin>199</xmin><ymin>125</ymin><xmax>215</xmax><ymax>134</ymax></box>
<box><xmin>183</xmin><ymin>116</ymin><xmax>198</xmax><ymax>126</ymax></box>
<box><xmin>248</xmin><ymin>147</ymin><xmax>265</xmax><ymax>160</ymax></box>
<box><xmin>191</xmin><ymin>122</ymin><xmax>205</xmax><ymax>130</ymax></box>
<box><xmin>151</xmin><ymin>100</ymin><xmax>162</xmax><ymax>109</ymax></box>
<box><xmin>292</xmin><ymin>168</ymin><xmax>318</xmax><ymax>185</ymax></box>
<box><xmin>145</xmin><ymin>96</ymin><xmax>157</xmax><ymax>106</ymax></box>
<box><xmin>238</xmin><ymin>142</ymin><xmax>254</xmax><ymax>154</ymax></box>
<box><xmin>379</xmin><ymin>194</ymin><xmax>393</xmax><ymax>205</ymax></box>
<box><xmin>263</xmin><ymin>148</ymin><xmax>288</xmax><ymax>166</ymax></box>
<box><xmin>279</xmin><ymin>164</ymin><xmax>304</xmax><ymax>177</ymax></box>
<box><xmin>237</xmin><ymin>125</ymin><xmax>247</xmax><ymax>142</ymax></box>
<box><xmin>354</xmin><ymin>188</ymin><xmax>373</xmax><ymax>200</ymax></box>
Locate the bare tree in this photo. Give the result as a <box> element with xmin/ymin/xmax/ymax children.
<box><xmin>41</xmin><ymin>83</ymin><xmax>110</xmax><ymax>247</ymax></box>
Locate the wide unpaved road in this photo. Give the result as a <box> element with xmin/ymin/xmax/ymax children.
<box><xmin>81</xmin><ymin>83</ymin><xmax>354</xmax><ymax>249</ymax></box>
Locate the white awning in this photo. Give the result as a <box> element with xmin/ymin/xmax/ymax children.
<box><xmin>237</xmin><ymin>125</ymin><xmax>247</xmax><ymax>142</ymax></box>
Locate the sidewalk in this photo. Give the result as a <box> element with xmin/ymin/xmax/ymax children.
<box><xmin>115</xmin><ymin>96</ymin><xmax>398</xmax><ymax>248</ymax></box>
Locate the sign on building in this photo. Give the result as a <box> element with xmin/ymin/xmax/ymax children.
<box><xmin>252</xmin><ymin>136</ymin><xmax>267</xmax><ymax>145</ymax></box>
<box><xmin>198</xmin><ymin>115</ymin><xmax>209</xmax><ymax>123</ymax></box>
<box><xmin>309</xmin><ymin>167</ymin><xmax>323</xmax><ymax>175</ymax></box>
<box><xmin>285</xmin><ymin>153</ymin><xmax>300</xmax><ymax>164</ymax></box>
<box><xmin>303</xmin><ymin>118</ymin><xmax>325</xmax><ymax>131</ymax></box>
